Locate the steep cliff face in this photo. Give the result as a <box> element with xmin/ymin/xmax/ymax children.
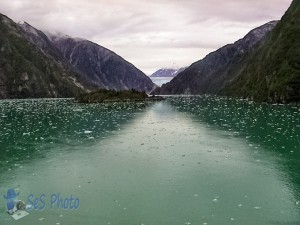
<box><xmin>223</xmin><ymin>0</ymin><xmax>300</xmax><ymax>102</ymax></box>
<box><xmin>49</xmin><ymin>35</ymin><xmax>156</xmax><ymax>93</ymax></box>
<box><xmin>0</xmin><ymin>13</ymin><xmax>156</xmax><ymax>99</ymax></box>
<box><xmin>19</xmin><ymin>22</ymin><xmax>156</xmax><ymax>94</ymax></box>
<box><xmin>154</xmin><ymin>21</ymin><xmax>277</xmax><ymax>95</ymax></box>
<box><xmin>18</xmin><ymin>22</ymin><xmax>94</xmax><ymax>91</ymax></box>
<box><xmin>0</xmin><ymin>14</ymin><xmax>84</xmax><ymax>99</ymax></box>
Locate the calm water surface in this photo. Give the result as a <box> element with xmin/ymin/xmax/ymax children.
<box><xmin>0</xmin><ymin>96</ymin><xmax>300</xmax><ymax>225</ymax></box>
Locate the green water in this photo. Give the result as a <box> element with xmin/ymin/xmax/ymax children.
<box><xmin>0</xmin><ymin>96</ymin><xmax>300</xmax><ymax>225</ymax></box>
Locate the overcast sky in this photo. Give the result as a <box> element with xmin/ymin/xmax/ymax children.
<box><xmin>0</xmin><ymin>0</ymin><xmax>293</xmax><ymax>75</ymax></box>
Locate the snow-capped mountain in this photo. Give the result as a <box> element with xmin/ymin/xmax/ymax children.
<box><xmin>150</xmin><ymin>68</ymin><xmax>186</xmax><ymax>77</ymax></box>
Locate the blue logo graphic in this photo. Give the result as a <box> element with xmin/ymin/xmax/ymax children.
<box><xmin>3</xmin><ymin>188</ymin><xmax>29</xmax><ymax>221</ymax></box>
<box><xmin>3</xmin><ymin>188</ymin><xmax>20</xmax><ymax>215</ymax></box>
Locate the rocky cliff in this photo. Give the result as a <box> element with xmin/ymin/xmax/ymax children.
<box><xmin>0</xmin><ymin>13</ymin><xmax>156</xmax><ymax>99</ymax></box>
<box><xmin>223</xmin><ymin>0</ymin><xmax>300</xmax><ymax>102</ymax></box>
<box><xmin>48</xmin><ymin>35</ymin><xmax>156</xmax><ymax>93</ymax></box>
<box><xmin>154</xmin><ymin>21</ymin><xmax>277</xmax><ymax>95</ymax></box>
<box><xmin>0</xmin><ymin>14</ymin><xmax>85</xmax><ymax>98</ymax></box>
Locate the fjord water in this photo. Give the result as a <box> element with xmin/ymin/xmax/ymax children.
<box><xmin>0</xmin><ymin>97</ymin><xmax>300</xmax><ymax>225</ymax></box>
<box><xmin>150</xmin><ymin>77</ymin><xmax>173</xmax><ymax>87</ymax></box>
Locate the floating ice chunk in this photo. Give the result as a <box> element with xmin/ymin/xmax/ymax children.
<box><xmin>254</xmin><ymin>206</ymin><xmax>261</xmax><ymax>210</ymax></box>
<box><xmin>84</xmin><ymin>130</ymin><xmax>93</xmax><ymax>134</ymax></box>
<box><xmin>38</xmin><ymin>218</ymin><xmax>45</xmax><ymax>221</ymax></box>
<box><xmin>73</xmin><ymin>109</ymin><xmax>83</xmax><ymax>112</ymax></box>
<box><xmin>238</xmin><ymin>204</ymin><xmax>242</xmax><ymax>207</ymax></box>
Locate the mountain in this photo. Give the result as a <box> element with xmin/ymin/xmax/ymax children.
<box><xmin>0</xmin><ymin>13</ymin><xmax>156</xmax><ymax>99</ymax></box>
<box><xmin>47</xmin><ymin>34</ymin><xmax>156</xmax><ymax>93</ymax></box>
<box><xmin>223</xmin><ymin>0</ymin><xmax>300</xmax><ymax>102</ymax></box>
<box><xmin>150</xmin><ymin>68</ymin><xmax>186</xmax><ymax>77</ymax></box>
<box><xmin>153</xmin><ymin>21</ymin><xmax>278</xmax><ymax>95</ymax></box>
<box><xmin>18</xmin><ymin>21</ymin><xmax>94</xmax><ymax>90</ymax></box>
<box><xmin>0</xmin><ymin>14</ymin><xmax>85</xmax><ymax>99</ymax></box>
<box><xmin>151</xmin><ymin>69</ymin><xmax>177</xmax><ymax>77</ymax></box>
<box><xmin>173</xmin><ymin>67</ymin><xmax>187</xmax><ymax>77</ymax></box>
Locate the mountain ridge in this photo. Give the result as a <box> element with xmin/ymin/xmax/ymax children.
<box><xmin>0</xmin><ymin>13</ymin><xmax>85</xmax><ymax>98</ymax></box>
<box><xmin>222</xmin><ymin>0</ymin><xmax>300</xmax><ymax>102</ymax></box>
<box><xmin>153</xmin><ymin>21</ymin><xmax>278</xmax><ymax>96</ymax></box>
<box><xmin>20</xmin><ymin>21</ymin><xmax>156</xmax><ymax>93</ymax></box>
<box><xmin>47</xmin><ymin>33</ymin><xmax>156</xmax><ymax>93</ymax></box>
<box><xmin>0</xmin><ymin>13</ymin><xmax>156</xmax><ymax>99</ymax></box>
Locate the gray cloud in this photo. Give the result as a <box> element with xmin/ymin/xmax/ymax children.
<box><xmin>0</xmin><ymin>0</ymin><xmax>292</xmax><ymax>74</ymax></box>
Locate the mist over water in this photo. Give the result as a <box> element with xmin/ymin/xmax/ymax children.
<box><xmin>150</xmin><ymin>77</ymin><xmax>173</xmax><ymax>87</ymax></box>
<box><xmin>0</xmin><ymin>97</ymin><xmax>300</xmax><ymax>225</ymax></box>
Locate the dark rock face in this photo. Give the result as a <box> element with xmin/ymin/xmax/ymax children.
<box><xmin>155</xmin><ymin>21</ymin><xmax>278</xmax><ymax>95</ymax></box>
<box><xmin>223</xmin><ymin>0</ymin><xmax>300</xmax><ymax>102</ymax></box>
<box><xmin>19</xmin><ymin>22</ymin><xmax>156</xmax><ymax>94</ymax></box>
<box><xmin>49</xmin><ymin>36</ymin><xmax>156</xmax><ymax>93</ymax></box>
<box><xmin>18</xmin><ymin>22</ymin><xmax>94</xmax><ymax>91</ymax></box>
<box><xmin>0</xmin><ymin>14</ymin><xmax>84</xmax><ymax>99</ymax></box>
<box><xmin>20</xmin><ymin>22</ymin><xmax>156</xmax><ymax>94</ymax></box>
<box><xmin>19</xmin><ymin>22</ymin><xmax>63</xmax><ymax>61</ymax></box>
<box><xmin>0</xmin><ymin>13</ymin><xmax>156</xmax><ymax>99</ymax></box>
